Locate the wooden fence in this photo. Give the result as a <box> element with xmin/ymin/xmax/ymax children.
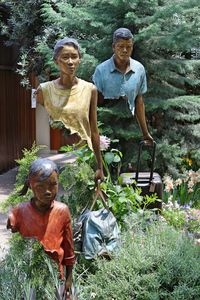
<box><xmin>0</xmin><ymin>40</ymin><xmax>36</xmax><ymax>173</ymax></box>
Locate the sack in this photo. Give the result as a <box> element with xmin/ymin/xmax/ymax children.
<box><xmin>74</xmin><ymin>181</ymin><xmax>120</xmax><ymax>259</ymax></box>
<box><xmin>81</xmin><ymin>207</ymin><xmax>120</xmax><ymax>259</ymax></box>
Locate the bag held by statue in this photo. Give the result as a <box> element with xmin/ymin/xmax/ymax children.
<box><xmin>74</xmin><ymin>181</ymin><xmax>120</xmax><ymax>260</ymax></box>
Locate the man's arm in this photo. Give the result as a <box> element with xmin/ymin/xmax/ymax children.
<box><xmin>135</xmin><ymin>95</ymin><xmax>153</xmax><ymax>144</ymax></box>
<box><xmin>97</xmin><ymin>91</ymin><xmax>104</xmax><ymax>106</ymax></box>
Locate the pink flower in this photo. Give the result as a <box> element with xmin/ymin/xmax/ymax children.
<box><xmin>100</xmin><ymin>135</ymin><xmax>111</xmax><ymax>151</ymax></box>
<box><xmin>188</xmin><ymin>188</ymin><xmax>193</xmax><ymax>193</ymax></box>
<box><xmin>163</xmin><ymin>175</ymin><xmax>174</xmax><ymax>192</ymax></box>
<box><xmin>164</xmin><ymin>180</ymin><xmax>174</xmax><ymax>192</ymax></box>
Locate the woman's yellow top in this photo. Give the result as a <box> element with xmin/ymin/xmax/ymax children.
<box><xmin>40</xmin><ymin>78</ymin><xmax>94</xmax><ymax>149</ymax></box>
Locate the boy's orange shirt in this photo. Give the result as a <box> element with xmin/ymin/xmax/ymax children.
<box><xmin>8</xmin><ymin>200</ymin><xmax>75</xmax><ymax>279</ymax></box>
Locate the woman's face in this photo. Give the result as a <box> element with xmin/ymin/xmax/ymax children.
<box><xmin>30</xmin><ymin>171</ymin><xmax>58</xmax><ymax>209</ymax></box>
<box><xmin>55</xmin><ymin>45</ymin><xmax>80</xmax><ymax>76</ymax></box>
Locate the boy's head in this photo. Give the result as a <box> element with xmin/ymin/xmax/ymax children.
<box><xmin>29</xmin><ymin>158</ymin><xmax>58</xmax><ymax>181</ymax></box>
<box><xmin>28</xmin><ymin>159</ymin><xmax>59</xmax><ymax>208</ymax></box>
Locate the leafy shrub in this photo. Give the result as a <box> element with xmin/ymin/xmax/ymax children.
<box><xmin>162</xmin><ymin>204</ymin><xmax>200</xmax><ymax>237</ymax></box>
<box><xmin>75</xmin><ymin>220</ymin><xmax>200</xmax><ymax>300</ymax></box>
<box><xmin>0</xmin><ymin>234</ymin><xmax>59</xmax><ymax>300</ymax></box>
<box><xmin>59</xmin><ymin>141</ymin><xmax>160</xmax><ymax>225</ymax></box>
<box><xmin>1</xmin><ymin>143</ymin><xmax>40</xmax><ymax>211</ymax></box>
<box><xmin>59</xmin><ymin>161</ymin><xmax>95</xmax><ymax>218</ymax></box>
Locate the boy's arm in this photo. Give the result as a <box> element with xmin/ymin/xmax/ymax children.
<box><xmin>65</xmin><ymin>265</ymin><xmax>73</xmax><ymax>290</ymax></box>
<box><xmin>62</xmin><ymin>207</ymin><xmax>76</xmax><ymax>290</ymax></box>
<box><xmin>7</xmin><ymin>207</ymin><xmax>19</xmax><ymax>233</ymax></box>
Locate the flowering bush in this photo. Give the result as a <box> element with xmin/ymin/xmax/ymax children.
<box><xmin>163</xmin><ymin>169</ymin><xmax>200</xmax><ymax>208</ymax></box>
<box><xmin>162</xmin><ymin>201</ymin><xmax>200</xmax><ymax>245</ymax></box>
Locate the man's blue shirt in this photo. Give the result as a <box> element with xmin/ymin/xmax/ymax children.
<box><xmin>92</xmin><ymin>56</ymin><xmax>147</xmax><ymax>115</ymax></box>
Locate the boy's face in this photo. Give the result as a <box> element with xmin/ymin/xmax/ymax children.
<box><xmin>30</xmin><ymin>171</ymin><xmax>58</xmax><ymax>208</ymax></box>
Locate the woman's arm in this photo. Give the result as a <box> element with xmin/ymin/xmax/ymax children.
<box><xmin>35</xmin><ymin>86</ymin><xmax>44</xmax><ymax>106</ymax></box>
<box><xmin>89</xmin><ymin>85</ymin><xmax>104</xmax><ymax>182</ymax></box>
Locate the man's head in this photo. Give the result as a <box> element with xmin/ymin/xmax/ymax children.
<box><xmin>112</xmin><ymin>28</ymin><xmax>134</xmax><ymax>64</ymax></box>
<box><xmin>112</xmin><ymin>28</ymin><xmax>133</xmax><ymax>44</ymax></box>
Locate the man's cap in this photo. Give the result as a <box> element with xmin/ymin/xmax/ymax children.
<box><xmin>113</xmin><ymin>28</ymin><xmax>133</xmax><ymax>43</ymax></box>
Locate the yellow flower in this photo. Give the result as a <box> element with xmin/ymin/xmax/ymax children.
<box><xmin>182</xmin><ymin>157</ymin><xmax>192</xmax><ymax>166</ymax></box>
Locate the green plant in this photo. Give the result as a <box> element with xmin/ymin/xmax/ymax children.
<box><xmin>59</xmin><ymin>160</ymin><xmax>95</xmax><ymax>218</ymax></box>
<box><xmin>60</xmin><ymin>138</ymin><xmax>160</xmax><ymax>224</ymax></box>
<box><xmin>75</xmin><ymin>220</ymin><xmax>200</xmax><ymax>300</ymax></box>
<box><xmin>1</xmin><ymin>143</ymin><xmax>41</xmax><ymax>211</ymax></box>
<box><xmin>99</xmin><ymin>181</ymin><xmax>160</xmax><ymax>227</ymax></box>
<box><xmin>162</xmin><ymin>205</ymin><xmax>200</xmax><ymax>236</ymax></box>
<box><xmin>0</xmin><ymin>234</ymin><xmax>59</xmax><ymax>300</ymax></box>
<box><xmin>162</xmin><ymin>208</ymin><xmax>186</xmax><ymax>230</ymax></box>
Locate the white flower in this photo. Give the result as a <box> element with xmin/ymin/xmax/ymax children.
<box><xmin>164</xmin><ymin>181</ymin><xmax>174</xmax><ymax>192</ymax></box>
<box><xmin>163</xmin><ymin>175</ymin><xmax>174</xmax><ymax>192</ymax></box>
<box><xmin>91</xmin><ymin>292</ymin><xmax>97</xmax><ymax>298</ymax></box>
<box><xmin>174</xmin><ymin>201</ymin><xmax>180</xmax><ymax>209</ymax></box>
<box><xmin>175</xmin><ymin>178</ymin><xmax>182</xmax><ymax>186</ymax></box>
<box><xmin>188</xmin><ymin>180</ymin><xmax>194</xmax><ymax>188</ymax></box>
<box><xmin>100</xmin><ymin>135</ymin><xmax>111</xmax><ymax>151</ymax></box>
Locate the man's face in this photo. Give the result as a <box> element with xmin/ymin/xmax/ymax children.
<box><xmin>112</xmin><ymin>38</ymin><xmax>133</xmax><ymax>63</ymax></box>
<box><xmin>30</xmin><ymin>171</ymin><xmax>58</xmax><ymax>208</ymax></box>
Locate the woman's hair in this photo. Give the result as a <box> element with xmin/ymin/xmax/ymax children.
<box><xmin>19</xmin><ymin>158</ymin><xmax>59</xmax><ymax>196</ymax></box>
<box><xmin>53</xmin><ymin>37</ymin><xmax>81</xmax><ymax>60</ymax></box>
<box><xmin>113</xmin><ymin>28</ymin><xmax>133</xmax><ymax>44</ymax></box>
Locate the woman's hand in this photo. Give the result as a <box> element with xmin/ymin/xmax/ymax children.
<box><xmin>143</xmin><ymin>132</ymin><xmax>154</xmax><ymax>145</ymax></box>
<box><xmin>95</xmin><ymin>168</ymin><xmax>104</xmax><ymax>184</ymax></box>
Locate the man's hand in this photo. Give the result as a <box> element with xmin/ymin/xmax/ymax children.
<box><xmin>143</xmin><ymin>132</ymin><xmax>154</xmax><ymax>145</ymax></box>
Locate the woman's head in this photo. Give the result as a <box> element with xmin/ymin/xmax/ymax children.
<box><xmin>53</xmin><ymin>37</ymin><xmax>81</xmax><ymax>76</ymax></box>
<box><xmin>53</xmin><ymin>37</ymin><xmax>81</xmax><ymax>60</ymax></box>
